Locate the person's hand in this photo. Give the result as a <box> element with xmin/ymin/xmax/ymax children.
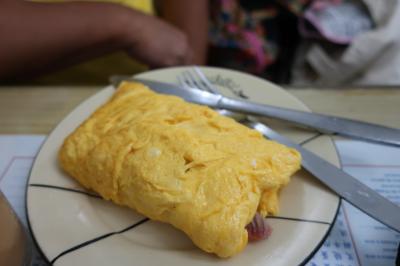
<box><xmin>0</xmin><ymin>1</ymin><xmax>194</xmax><ymax>81</ymax></box>
<box><xmin>118</xmin><ymin>10</ymin><xmax>193</xmax><ymax>68</ymax></box>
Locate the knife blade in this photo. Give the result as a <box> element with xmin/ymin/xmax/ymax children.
<box><xmin>244</xmin><ymin>119</ymin><xmax>400</xmax><ymax>232</ymax></box>
<box><xmin>112</xmin><ymin>77</ymin><xmax>400</xmax><ymax>147</ymax></box>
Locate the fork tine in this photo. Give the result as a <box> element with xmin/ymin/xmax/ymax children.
<box><xmin>178</xmin><ymin>68</ymin><xmax>219</xmax><ymax>94</ymax></box>
<box><xmin>184</xmin><ymin>70</ymin><xmax>207</xmax><ymax>92</ymax></box>
<box><xmin>177</xmin><ymin>75</ymin><xmax>188</xmax><ymax>88</ymax></box>
<box><xmin>186</xmin><ymin>69</ymin><xmax>211</xmax><ymax>92</ymax></box>
<box><xmin>182</xmin><ymin>70</ymin><xmax>197</xmax><ymax>88</ymax></box>
<box><xmin>192</xmin><ymin>67</ymin><xmax>219</xmax><ymax>94</ymax></box>
<box><xmin>177</xmin><ymin>71</ymin><xmax>192</xmax><ymax>88</ymax></box>
<box><xmin>178</xmin><ymin>68</ymin><xmax>216</xmax><ymax>93</ymax></box>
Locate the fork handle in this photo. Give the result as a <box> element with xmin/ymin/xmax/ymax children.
<box><xmin>219</xmin><ymin>97</ymin><xmax>400</xmax><ymax>146</ymax></box>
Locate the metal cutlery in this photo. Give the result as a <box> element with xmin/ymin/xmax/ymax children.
<box><xmin>178</xmin><ymin>67</ymin><xmax>400</xmax><ymax>232</ymax></box>
<box><xmin>111</xmin><ymin>73</ymin><xmax>400</xmax><ymax>147</ymax></box>
<box><xmin>110</xmin><ymin>68</ymin><xmax>400</xmax><ymax>231</ymax></box>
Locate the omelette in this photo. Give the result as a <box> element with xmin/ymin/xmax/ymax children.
<box><xmin>59</xmin><ymin>82</ymin><xmax>301</xmax><ymax>258</ymax></box>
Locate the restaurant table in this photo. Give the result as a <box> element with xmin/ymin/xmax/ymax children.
<box><xmin>1</xmin><ymin>85</ymin><xmax>400</xmax><ymax>266</ymax></box>
<box><xmin>1</xmin><ymin>86</ymin><xmax>399</xmax><ymax>134</ymax></box>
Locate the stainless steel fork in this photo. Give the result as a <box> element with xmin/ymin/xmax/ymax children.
<box><xmin>113</xmin><ymin>71</ymin><xmax>400</xmax><ymax>147</ymax></box>
<box><xmin>175</xmin><ymin>68</ymin><xmax>400</xmax><ymax>148</ymax></box>
<box><xmin>177</xmin><ymin>68</ymin><xmax>247</xmax><ymax>121</ymax></box>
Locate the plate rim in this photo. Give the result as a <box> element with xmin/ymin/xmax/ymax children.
<box><xmin>25</xmin><ymin>66</ymin><xmax>341</xmax><ymax>265</ymax></box>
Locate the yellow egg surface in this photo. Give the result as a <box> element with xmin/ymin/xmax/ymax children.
<box><xmin>59</xmin><ymin>82</ymin><xmax>301</xmax><ymax>258</ymax></box>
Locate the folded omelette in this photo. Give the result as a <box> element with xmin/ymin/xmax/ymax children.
<box><xmin>59</xmin><ymin>82</ymin><xmax>301</xmax><ymax>258</ymax></box>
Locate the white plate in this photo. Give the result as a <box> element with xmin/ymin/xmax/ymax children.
<box><xmin>27</xmin><ymin>67</ymin><xmax>340</xmax><ymax>266</ymax></box>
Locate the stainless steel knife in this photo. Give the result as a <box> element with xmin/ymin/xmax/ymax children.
<box><xmin>112</xmin><ymin>77</ymin><xmax>400</xmax><ymax>147</ymax></box>
<box><xmin>244</xmin><ymin>119</ymin><xmax>400</xmax><ymax>233</ymax></box>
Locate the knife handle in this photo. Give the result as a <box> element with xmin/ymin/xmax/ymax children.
<box><xmin>219</xmin><ymin>97</ymin><xmax>400</xmax><ymax>146</ymax></box>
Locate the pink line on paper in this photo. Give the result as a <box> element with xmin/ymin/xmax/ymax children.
<box><xmin>342</xmin><ymin>205</ymin><xmax>362</xmax><ymax>266</ymax></box>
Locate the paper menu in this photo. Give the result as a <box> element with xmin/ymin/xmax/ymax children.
<box><xmin>308</xmin><ymin>140</ymin><xmax>400</xmax><ymax>266</ymax></box>
<box><xmin>335</xmin><ymin>140</ymin><xmax>400</xmax><ymax>266</ymax></box>
<box><xmin>0</xmin><ymin>135</ymin><xmax>47</xmax><ymax>266</ymax></box>
<box><xmin>0</xmin><ymin>135</ymin><xmax>399</xmax><ymax>265</ymax></box>
<box><xmin>0</xmin><ymin>135</ymin><xmax>45</xmax><ymax>224</ymax></box>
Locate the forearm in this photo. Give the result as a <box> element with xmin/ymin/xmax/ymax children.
<box><xmin>159</xmin><ymin>0</ymin><xmax>208</xmax><ymax>65</ymax></box>
<box><xmin>0</xmin><ymin>1</ymin><xmax>133</xmax><ymax>80</ymax></box>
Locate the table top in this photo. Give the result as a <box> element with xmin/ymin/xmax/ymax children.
<box><xmin>1</xmin><ymin>86</ymin><xmax>399</xmax><ymax>265</ymax></box>
<box><xmin>1</xmin><ymin>86</ymin><xmax>399</xmax><ymax>134</ymax></box>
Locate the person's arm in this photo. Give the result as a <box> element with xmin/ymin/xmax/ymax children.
<box><xmin>158</xmin><ymin>0</ymin><xmax>209</xmax><ymax>65</ymax></box>
<box><xmin>0</xmin><ymin>0</ymin><xmax>192</xmax><ymax>81</ymax></box>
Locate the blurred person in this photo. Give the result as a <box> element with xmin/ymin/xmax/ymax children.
<box><xmin>208</xmin><ymin>0</ymin><xmax>311</xmax><ymax>84</ymax></box>
<box><xmin>0</xmin><ymin>0</ymin><xmax>208</xmax><ymax>84</ymax></box>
